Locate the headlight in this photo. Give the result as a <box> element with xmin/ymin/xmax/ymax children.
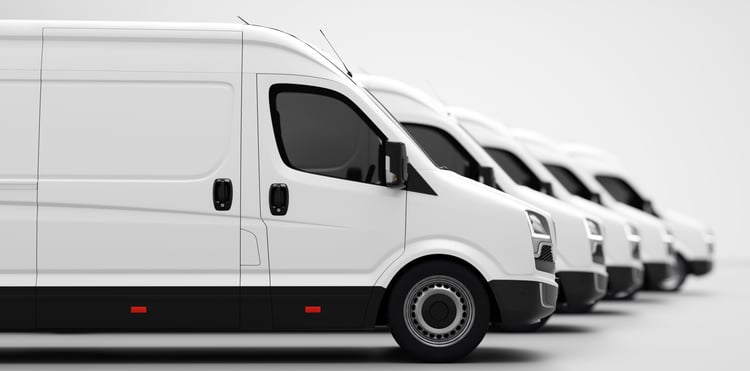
<box><xmin>526</xmin><ymin>210</ymin><xmax>555</xmax><ymax>273</ymax></box>
<box><xmin>526</xmin><ymin>210</ymin><xmax>551</xmax><ymax>238</ymax></box>
<box><xmin>625</xmin><ymin>223</ymin><xmax>641</xmax><ymax>242</ymax></box>
<box><xmin>585</xmin><ymin>218</ymin><xmax>602</xmax><ymax>238</ymax></box>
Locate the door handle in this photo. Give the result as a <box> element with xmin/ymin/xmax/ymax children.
<box><xmin>213</xmin><ymin>178</ymin><xmax>233</xmax><ymax>211</ymax></box>
<box><xmin>269</xmin><ymin>183</ymin><xmax>289</xmax><ymax>216</ymax></box>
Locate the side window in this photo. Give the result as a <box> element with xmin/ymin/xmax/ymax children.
<box><xmin>270</xmin><ymin>84</ymin><xmax>384</xmax><ymax>185</ymax></box>
<box><xmin>484</xmin><ymin>147</ymin><xmax>543</xmax><ymax>191</ymax></box>
<box><xmin>402</xmin><ymin>123</ymin><xmax>479</xmax><ymax>180</ymax></box>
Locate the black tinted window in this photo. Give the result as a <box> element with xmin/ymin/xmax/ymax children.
<box><xmin>595</xmin><ymin>175</ymin><xmax>645</xmax><ymax>210</ymax></box>
<box><xmin>402</xmin><ymin>123</ymin><xmax>479</xmax><ymax>180</ymax></box>
<box><xmin>484</xmin><ymin>147</ymin><xmax>542</xmax><ymax>191</ymax></box>
<box><xmin>271</xmin><ymin>84</ymin><xmax>383</xmax><ymax>184</ymax></box>
<box><xmin>545</xmin><ymin>164</ymin><xmax>594</xmax><ymax>201</ymax></box>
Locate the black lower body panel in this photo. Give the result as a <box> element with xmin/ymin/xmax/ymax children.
<box><xmin>271</xmin><ymin>286</ymin><xmax>384</xmax><ymax>330</ymax></box>
<box><xmin>1</xmin><ymin>286</ymin><xmax>384</xmax><ymax>332</ymax></box>
<box><xmin>0</xmin><ymin>287</ymin><xmax>35</xmax><ymax>330</ymax></box>
<box><xmin>687</xmin><ymin>260</ymin><xmax>713</xmax><ymax>276</ymax></box>
<box><xmin>489</xmin><ymin>280</ymin><xmax>557</xmax><ymax>326</ymax></box>
<box><xmin>606</xmin><ymin>266</ymin><xmax>644</xmax><ymax>298</ymax></box>
<box><xmin>557</xmin><ymin>271</ymin><xmax>608</xmax><ymax>310</ymax></box>
<box><xmin>36</xmin><ymin>287</ymin><xmax>243</xmax><ymax>331</ymax></box>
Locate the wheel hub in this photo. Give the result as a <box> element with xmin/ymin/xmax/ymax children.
<box><xmin>404</xmin><ymin>275</ymin><xmax>475</xmax><ymax>347</ymax></box>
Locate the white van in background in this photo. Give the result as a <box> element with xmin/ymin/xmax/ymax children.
<box><xmin>562</xmin><ymin>144</ymin><xmax>714</xmax><ymax>290</ymax></box>
<box><xmin>358</xmin><ymin>75</ymin><xmax>607</xmax><ymax>323</ymax></box>
<box><xmin>446</xmin><ymin>111</ymin><xmax>645</xmax><ymax>299</ymax></box>
<box><xmin>0</xmin><ymin>19</ymin><xmax>558</xmax><ymax>362</ymax></box>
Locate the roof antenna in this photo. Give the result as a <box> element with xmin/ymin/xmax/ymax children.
<box><xmin>237</xmin><ymin>16</ymin><xmax>251</xmax><ymax>25</ymax></box>
<box><xmin>319</xmin><ymin>30</ymin><xmax>353</xmax><ymax>77</ymax></box>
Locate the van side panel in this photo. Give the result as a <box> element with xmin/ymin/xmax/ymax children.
<box><xmin>35</xmin><ymin>28</ymin><xmax>244</xmax><ymax>330</ymax></box>
<box><xmin>0</xmin><ymin>24</ymin><xmax>41</xmax><ymax>330</ymax></box>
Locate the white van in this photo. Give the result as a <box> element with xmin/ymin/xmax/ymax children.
<box><xmin>0</xmin><ymin>20</ymin><xmax>558</xmax><ymax>362</ymax></box>
<box><xmin>445</xmin><ymin>111</ymin><xmax>644</xmax><ymax>299</ymax></box>
<box><xmin>358</xmin><ymin>76</ymin><xmax>607</xmax><ymax>321</ymax></box>
<box><xmin>562</xmin><ymin>144</ymin><xmax>713</xmax><ymax>290</ymax></box>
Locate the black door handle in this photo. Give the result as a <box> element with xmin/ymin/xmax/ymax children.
<box><xmin>213</xmin><ymin>178</ymin><xmax>233</xmax><ymax>211</ymax></box>
<box><xmin>269</xmin><ymin>183</ymin><xmax>289</xmax><ymax>215</ymax></box>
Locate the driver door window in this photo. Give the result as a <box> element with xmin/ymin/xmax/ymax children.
<box><xmin>270</xmin><ymin>84</ymin><xmax>384</xmax><ymax>185</ymax></box>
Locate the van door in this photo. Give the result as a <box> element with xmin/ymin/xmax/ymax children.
<box><xmin>0</xmin><ymin>27</ymin><xmax>41</xmax><ymax>330</ymax></box>
<box><xmin>257</xmin><ymin>75</ymin><xmax>407</xmax><ymax>329</ymax></box>
<box><xmin>35</xmin><ymin>28</ymin><xmax>243</xmax><ymax>330</ymax></box>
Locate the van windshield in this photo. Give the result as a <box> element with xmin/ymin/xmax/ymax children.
<box><xmin>402</xmin><ymin>123</ymin><xmax>481</xmax><ymax>180</ymax></box>
<box><xmin>595</xmin><ymin>175</ymin><xmax>645</xmax><ymax>210</ymax></box>
<box><xmin>484</xmin><ymin>147</ymin><xmax>544</xmax><ymax>192</ymax></box>
<box><xmin>545</xmin><ymin>163</ymin><xmax>595</xmax><ymax>201</ymax></box>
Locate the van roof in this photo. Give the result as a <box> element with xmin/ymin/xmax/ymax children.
<box><xmin>356</xmin><ymin>75</ymin><xmax>449</xmax><ymax>118</ymax></box>
<box><xmin>0</xmin><ymin>19</ymin><xmax>245</xmax><ymax>32</ymax></box>
<box><xmin>0</xmin><ymin>19</ymin><xmax>349</xmax><ymax>81</ymax></box>
<box><xmin>446</xmin><ymin>106</ymin><xmax>515</xmax><ymax>138</ymax></box>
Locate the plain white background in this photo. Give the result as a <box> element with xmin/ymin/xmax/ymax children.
<box><xmin>1</xmin><ymin>0</ymin><xmax>747</xmax><ymax>259</ymax></box>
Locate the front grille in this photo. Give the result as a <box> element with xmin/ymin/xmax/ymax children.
<box><xmin>534</xmin><ymin>244</ymin><xmax>555</xmax><ymax>273</ymax></box>
<box><xmin>592</xmin><ymin>242</ymin><xmax>605</xmax><ymax>264</ymax></box>
<box><xmin>632</xmin><ymin>242</ymin><xmax>641</xmax><ymax>259</ymax></box>
<box><xmin>538</xmin><ymin>245</ymin><xmax>554</xmax><ymax>262</ymax></box>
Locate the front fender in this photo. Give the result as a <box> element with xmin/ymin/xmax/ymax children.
<box><xmin>374</xmin><ymin>237</ymin><xmax>556</xmax><ymax>289</ymax></box>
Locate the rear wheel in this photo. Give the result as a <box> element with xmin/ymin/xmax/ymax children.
<box><xmin>387</xmin><ymin>260</ymin><xmax>490</xmax><ymax>362</ymax></box>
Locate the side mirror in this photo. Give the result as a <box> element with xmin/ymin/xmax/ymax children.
<box><xmin>478</xmin><ymin>166</ymin><xmax>495</xmax><ymax>187</ymax></box>
<box><xmin>539</xmin><ymin>181</ymin><xmax>554</xmax><ymax>197</ymax></box>
<box><xmin>590</xmin><ymin>192</ymin><xmax>603</xmax><ymax>205</ymax></box>
<box><xmin>385</xmin><ymin>141</ymin><xmax>408</xmax><ymax>187</ymax></box>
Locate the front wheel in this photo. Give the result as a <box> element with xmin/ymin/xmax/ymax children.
<box><xmin>387</xmin><ymin>261</ymin><xmax>490</xmax><ymax>362</ymax></box>
<box><xmin>659</xmin><ymin>255</ymin><xmax>688</xmax><ymax>292</ymax></box>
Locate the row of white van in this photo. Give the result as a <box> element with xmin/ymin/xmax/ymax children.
<box><xmin>0</xmin><ymin>20</ymin><xmax>713</xmax><ymax>362</ymax></box>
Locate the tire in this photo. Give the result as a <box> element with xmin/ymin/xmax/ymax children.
<box><xmin>659</xmin><ymin>255</ymin><xmax>689</xmax><ymax>292</ymax></box>
<box><xmin>387</xmin><ymin>260</ymin><xmax>490</xmax><ymax>362</ymax></box>
<box><xmin>494</xmin><ymin>314</ymin><xmax>551</xmax><ymax>333</ymax></box>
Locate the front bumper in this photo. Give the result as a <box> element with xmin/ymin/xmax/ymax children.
<box><xmin>643</xmin><ymin>262</ymin><xmax>674</xmax><ymax>290</ymax></box>
<box><xmin>489</xmin><ymin>280</ymin><xmax>557</xmax><ymax>326</ymax></box>
<box><xmin>687</xmin><ymin>259</ymin><xmax>713</xmax><ymax>276</ymax></box>
<box><xmin>606</xmin><ymin>266</ymin><xmax>644</xmax><ymax>298</ymax></box>
<box><xmin>557</xmin><ymin>271</ymin><xmax>608</xmax><ymax>309</ymax></box>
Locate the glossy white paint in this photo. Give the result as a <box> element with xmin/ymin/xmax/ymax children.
<box><xmin>507</xmin><ymin>128</ymin><xmax>644</xmax><ymax>270</ymax></box>
<box><xmin>358</xmin><ymin>76</ymin><xmax>604</xmax><ymax>276</ymax></box>
<box><xmin>562</xmin><ymin>144</ymin><xmax>712</xmax><ymax>263</ymax></box>
<box><xmin>0</xmin><ymin>21</ymin><xmax>41</xmax><ymax>287</ymax></box>
<box><xmin>0</xmin><ymin>20</ymin><xmax>555</xmax><ymax>295</ymax></box>
<box><xmin>37</xmin><ymin>26</ymin><xmax>243</xmax><ymax>287</ymax></box>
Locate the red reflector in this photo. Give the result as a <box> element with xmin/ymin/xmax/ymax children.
<box><xmin>304</xmin><ymin>305</ymin><xmax>321</xmax><ymax>314</ymax></box>
<box><xmin>130</xmin><ymin>305</ymin><xmax>148</xmax><ymax>314</ymax></box>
